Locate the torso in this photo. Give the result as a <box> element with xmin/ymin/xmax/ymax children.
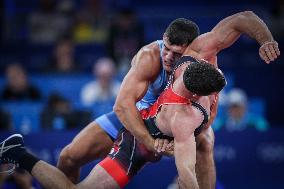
<box><xmin>140</xmin><ymin>55</ymin><xmax>214</xmax><ymax>137</ymax></box>
<box><xmin>156</xmin><ymin>95</ymin><xmax>212</xmax><ymax>137</ymax></box>
<box><xmin>138</xmin><ymin>34</ymin><xmax>220</xmax><ymax>137</ymax></box>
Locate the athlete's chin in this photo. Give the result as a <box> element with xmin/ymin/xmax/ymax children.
<box><xmin>164</xmin><ymin>67</ymin><xmax>171</xmax><ymax>72</ymax></box>
<box><xmin>163</xmin><ymin>64</ymin><xmax>172</xmax><ymax>72</ymax></box>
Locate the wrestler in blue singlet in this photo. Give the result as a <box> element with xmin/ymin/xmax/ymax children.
<box><xmin>95</xmin><ymin>40</ymin><xmax>169</xmax><ymax>139</ymax></box>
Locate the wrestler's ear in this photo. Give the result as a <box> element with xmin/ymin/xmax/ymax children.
<box><xmin>217</xmin><ymin>68</ymin><xmax>227</xmax><ymax>87</ymax></box>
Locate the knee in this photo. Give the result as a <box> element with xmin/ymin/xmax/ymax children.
<box><xmin>58</xmin><ymin>144</ymin><xmax>82</xmax><ymax>167</ymax></box>
<box><xmin>196</xmin><ymin>128</ymin><xmax>215</xmax><ymax>155</ymax></box>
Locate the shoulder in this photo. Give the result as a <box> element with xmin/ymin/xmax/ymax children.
<box><xmin>172</xmin><ymin>105</ymin><xmax>204</xmax><ymax>124</ymax></box>
<box><xmin>189</xmin><ymin>32</ymin><xmax>218</xmax><ymax>52</ymax></box>
<box><xmin>185</xmin><ymin>32</ymin><xmax>219</xmax><ymax>62</ymax></box>
<box><xmin>170</xmin><ymin>105</ymin><xmax>204</xmax><ymax>138</ymax></box>
<box><xmin>136</xmin><ymin>41</ymin><xmax>160</xmax><ymax>63</ymax></box>
<box><xmin>130</xmin><ymin>41</ymin><xmax>162</xmax><ymax>80</ymax></box>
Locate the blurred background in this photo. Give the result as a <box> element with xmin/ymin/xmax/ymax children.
<box><xmin>0</xmin><ymin>0</ymin><xmax>283</xmax><ymax>189</ymax></box>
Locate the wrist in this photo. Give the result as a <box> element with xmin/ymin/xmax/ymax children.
<box><xmin>259</xmin><ymin>39</ymin><xmax>275</xmax><ymax>46</ymax></box>
<box><xmin>143</xmin><ymin>135</ymin><xmax>155</xmax><ymax>151</ymax></box>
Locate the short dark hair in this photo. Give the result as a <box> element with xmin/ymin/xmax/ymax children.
<box><xmin>165</xmin><ymin>18</ymin><xmax>200</xmax><ymax>46</ymax></box>
<box><xmin>183</xmin><ymin>61</ymin><xmax>226</xmax><ymax>96</ymax></box>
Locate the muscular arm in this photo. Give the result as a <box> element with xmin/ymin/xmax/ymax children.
<box><xmin>212</xmin><ymin>11</ymin><xmax>274</xmax><ymax>49</ymax></box>
<box><xmin>114</xmin><ymin>46</ymin><xmax>160</xmax><ymax>151</ymax></box>
<box><xmin>171</xmin><ymin>107</ymin><xmax>203</xmax><ymax>189</ymax></box>
<box><xmin>190</xmin><ymin>11</ymin><xmax>280</xmax><ymax>63</ymax></box>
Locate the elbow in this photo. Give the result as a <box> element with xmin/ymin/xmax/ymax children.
<box><xmin>113</xmin><ymin>101</ymin><xmax>124</xmax><ymax>117</ymax></box>
<box><xmin>239</xmin><ymin>10</ymin><xmax>255</xmax><ymax>18</ymax></box>
<box><xmin>234</xmin><ymin>11</ymin><xmax>257</xmax><ymax>28</ymax></box>
<box><xmin>113</xmin><ymin>99</ymin><xmax>133</xmax><ymax>118</ymax></box>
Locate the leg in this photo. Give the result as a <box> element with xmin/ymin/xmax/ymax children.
<box><xmin>32</xmin><ymin>161</ymin><xmax>77</xmax><ymax>189</ymax></box>
<box><xmin>77</xmin><ymin>164</ymin><xmax>120</xmax><ymax>189</ymax></box>
<box><xmin>57</xmin><ymin>121</ymin><xmax>113</xmax><ymax>183</ymax></box>
<box><xmin>0</xmin><ymin>134</ymin><xmax>121</xmax><ymax>189</ymax></box>
<box><xmin>32</xmin><ymin>161</ymin><xmax>120</xmax><ymax>189</ymax></box>
<box><xmin>195</xmin><ymin>127</ymin><xmax>216</xmax><ymax>189</ymax></box>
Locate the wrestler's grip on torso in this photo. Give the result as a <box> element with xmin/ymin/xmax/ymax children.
<box><xmin>114</xmin><ymin>43</ymin><xmax>163</xmax><ymax>152</ymax></box>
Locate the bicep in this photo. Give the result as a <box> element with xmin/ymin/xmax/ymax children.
<box><xmin>171</xmin><ymin>108</ymin><xmax>203</xmax><ymax>142</ymax></box>
<box><xmin>171</xmin><ymin>110</ymin><xmax>200</xmax><ymax>174</ymax></box>
<box><xmin>193</xmin><ymin>14</ymin><xmax>243</xmax><ymax>56</ymax></box>
<box><xmin>211</xmin><ymin>14</ymin><xmax>242</xmax><ymax>51</ymax></box>
<box><xmin>115</xmin><ymin>50</ymin><xmax>158</xmax><ymax>105</ymax></box>
<box><xmin>116</xmin><ymin>69</ymin><xmax>149</xmax><ymax>104</ymax></box>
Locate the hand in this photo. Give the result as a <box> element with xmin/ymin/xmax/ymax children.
<box><xmin>259</xmin><ymin>41</ymin><xmax>280</xmax><ymax>64</ymax></box>
<box><xmin>143</xmin><ymin>136</ymin><xmax>156</xmax><ymax>152</ymax></box>
<box><xmin>154</xmin><ymin>138</ymin><xmax>174</xmax><ymax>153</ymax></box>
<box><xmin>166</xmin><ymin>140</ymin><xmax>174</xmax><ymax>151</ymax></box>
<box><xmin>162</xmin><ymin>141</ymin><xmax>175</xmax><ymax>157</ymax></box>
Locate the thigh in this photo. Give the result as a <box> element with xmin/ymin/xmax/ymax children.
<box><xmin>78</xmin><ymin>164</ymin><xmax>120</xmax><ymax>189</ymax></box>
<box><xmin>67</xmin><ymin>121</ymin><xmax>114</xmax><ymax>163</ymax></box>
<box><xmin>109</xmin><ymin>129</ymin><xmax>160</xmax><ymax>177</ymax></box>
<box><xmin>196</xmin><ymin>127</ymin><xmax>215</xmax><ymax>152</ymax></box>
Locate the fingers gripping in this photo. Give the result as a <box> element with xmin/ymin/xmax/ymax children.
<box><xmin>154</xmin><ymin>138</ymin><xmax>170</xmax><ymax>153</ymax></box>
<box><xmin>259</xmin><ymin>41</ymin><xmax>280</xmax><ymax>64</ymax></box>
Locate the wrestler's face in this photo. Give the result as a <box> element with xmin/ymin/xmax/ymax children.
<box><xmin>162</xmin><ymin>35</ymin><xmax>187</xmax><ymax>72</ymax></box>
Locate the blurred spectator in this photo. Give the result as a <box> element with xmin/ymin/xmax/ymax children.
<box><xmin>0</xmin><ymin>108</ymin><xmax>12</xmax><ymax>131</ymax></box>
<box><xmin>28</xmin><ymin>0</ymin><xmax>73</xmax><ymax>44</ymax></box>
<box><xmin>213</xmin><ymin>88</ymin><xmax>269</xmax><ymax>132</ymax></box>
<box><xmin>1</xmin><ymin>64</ymin><xmax>41</xmax><ymax>101</ymax></box>
<box><xmin>107</xmin><ymin>8</ymin><xmax>145</xmax><ymax>74</ymax></box>
<box><xmin>41</xmin><ymin>94</ymin><xmax>91</xmax><ymax>130</ymax></box>
<box><xmin>72</xmin><ymin>0</ymin><xmax>110</xmax><ymax>44</ymax></box>
<box><xmin>268</xmin><ymin>0</ymin><xmax>284</xmax><ymax>40</ymax></box>
<box><xmin>80</xmin><ymin>57</ymin><xmax>121</xmax><ymax>107</ymax></box>
<box><xmin>45</xmin><ymin>37</ymin><xmax>80</xmax><ymax>73</ymax></box>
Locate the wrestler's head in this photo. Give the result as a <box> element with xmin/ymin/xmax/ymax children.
<box><xmin>183</xmin><ymin>61</ymin><xmax>226</xmax><ymax>96</ymax></box>
<box><xmin>162</xmin><ymin>18</ymin><xmax>200</xmax><ymax>72</ymax></box>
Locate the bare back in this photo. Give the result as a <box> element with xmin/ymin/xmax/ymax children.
<box><xmin>154</xmin><ymin>62</ymin><xmax>214</xmax><ymax>137</ymax></box>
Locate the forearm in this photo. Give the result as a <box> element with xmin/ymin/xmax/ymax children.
<box><xmin>175</xmin><ymin>154</ymin><xmax>199</xmax><ymax>189</ymax></box>
<box><xmin>174</xmin><ymin>135</ymin><xmax>199</xmax><ymax>189</ymax></box>
<box><xmin>237</xmin><ymin>11</ymin><xmax>274</xmax><ymax>45</ymax></box>
<box><xmin>114</xmin><ymin>102</ymin><xmax>154</xmax><ymax>151</ymax></box>
<box><xmin>177</xmin><ymin>168</ymin><xmax>199</xmax><ymax>189</ymax></box>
